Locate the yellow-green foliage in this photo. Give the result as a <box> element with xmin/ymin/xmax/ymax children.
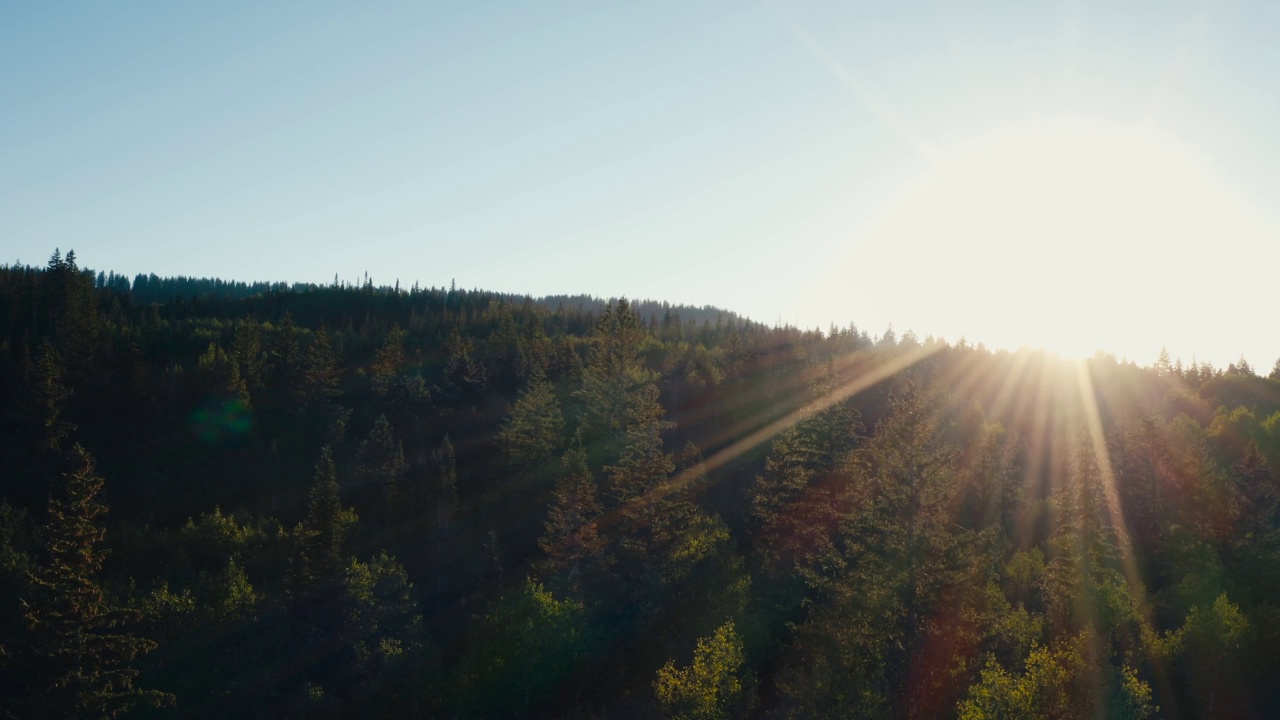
<box><xmin>958</xmin><ymin>633</ymin><xmax>1153</xmax><ymax>720</ymax></box>
<box><xmin>653</xmin><ymin>620</ymin><xmax>746</xmax><ymax>720</ymax></box>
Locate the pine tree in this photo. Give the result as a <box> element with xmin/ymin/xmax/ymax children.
<box><xmin>779</xmin><ymin>381</ymin><xmax>978</xmax><ymax>718</ymax></box>
<box><xmin>28</xmin><ymin>340</ymin><xmax>75</xmax><ymax>452</ymax></box>
<box><xmin>297</xmin><ymin>326</ymin><xmax>342</xmax><ymax>410</ymax></box>
<box><xmin>271</xmin><ymin>310</ymin><xmax>302</xmax><ymax>387</ymax></box>
<box><xmin>539</xmin><ymin>444</ymin><xmax>607</xmax><ymax>593</ymax></box>
<box><xmin>371</xmin><ymin>325</ymin><xmax>407</xmax><ymax>399</ymax></box>
<box><xmin>289</xmin><ymin>446</ymin><xmax>351</xmax><ymax>629</ymax></box>
<box><xmin>231</xmin><ymin>318</ymin><xmax>264</xmax><ymax>389</ymax></box>
<box><xmin>438</xmin><ymin>325</ymin><xmax>487</xmax><ymax>401</ymax></box>
<box><xmin>18</xmin><ymin>445</ymin><xmax>171</xmax><ymax>718</ymax></box>
<box><xmin>1155</xmin><ymin>347</ymin><xmax>1172</xmax><ymax>376</ymax></box>
<box><xmin>498</xmin><ymin>368</ymin><xmax>565</xmax><ymax>474</ymax></box>
<box><xmin>750</xmin><ymin>363</ymin><xmax>861</xmax><ymax>576</ymax></box>
<box><xmin>354</xmin><ymin>414</ymin><xmax>407</xmax><ymax>507</ymax></box>
<box><xmin>295</xmin><ymin>326</ymin><xmax>350</xmax><ymax>442</ymax></box>
<box><xmin>576</xmin><ymin>300</ymin><xmax>666</xmax><ymax>469</ymax></box>
<box><xmin>843</xmin><ymin>382</ymin><xmax>980</xmax><ymax>715</ymax></box>
<box><xmin>434</xmin><ymin>435</ymin><xmax>458</xmax><ymax>604</ymax></box>
<box><xmin>226</xmin><ymin>355</ymin><xmax>252</xmax><ymax>409</ymax></box>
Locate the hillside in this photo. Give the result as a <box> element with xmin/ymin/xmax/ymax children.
<box><xmin>2</xmin><ymin>251</ymin><xmax>1280</xmax><ymax>718</ymax></box>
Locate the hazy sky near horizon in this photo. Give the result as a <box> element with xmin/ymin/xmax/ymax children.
<box><xmin>4</xmin><ymin>1</ymin><xmax>1279</xmax><ymax>368</ymax></box>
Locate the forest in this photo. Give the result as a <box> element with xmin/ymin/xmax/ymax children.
<box><xmin>4</xmin><ymin>249</ymin><xmax>1280</xmax><ymax>719</ymax></box>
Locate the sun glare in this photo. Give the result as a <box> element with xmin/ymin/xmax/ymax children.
<box><xmin>840</xmin><ymin>120</ymin><xmax>1278</xmax><ymax>362</ymax></box>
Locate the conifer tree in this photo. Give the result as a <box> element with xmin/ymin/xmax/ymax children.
<box><xmin>750</xmin><ymin>363</ymin><xmax>861</xmax><ymax>575</ymax></box>
<box><xmin>297</xmin><ymin>326</ymin><xmax>342</xmax><ymax>410</ymax></box>
<box><xmin>434</xmin><ymin>435</ymin><xmax>458</xmax><ymax>603</ymax></box>
<box><xmin>1155</xmin><ymin>347</ymin><xmax>1173</xmax><ymax>376</ymax></box>
<box><xmin>498</xmin><ymin>368</ymin><xmax>565</xmax><ymax>474</ymax></box>
<box><xmin>232</xmin><ymin>318</ymin><xmax>264</xmax><ymax>389</ymax></box>
<box><xmin>271</xmin><ymin>310</ymin><xmax>302</xmax><ymax>387</ymax></box>
<box><xmin>28</xmin><ymin>340</ymin><xmax>75</xmax><ymax>452</ymax></box>
<box><xmin>19</xmin><ymin>445</ymin><xmax>170</xmax><ymax>719</ymax></box>
<box><xmin>289</xmin><ymin>446</ymin><xmax>350</xmax><ymax>629</ymax></box>
<box><xmin>226</xmin><ymin>355</ymin><xmax>252</xmax><ymax>409</ymax></box>
<box><xmin>354</xmin><ymin>414</ymin><xmax>407</xmax><ymax>506</ymax></box>
<box><xmin>539</xmin><ymin>443</ymin><xmax>607</xmax><ymax>593</ymax></box>
<box><xmin>577</xmin><ymin>299</ymin><xmax>666</xmax><ymax>468</ymax></box>
<box><xmin>778</xmin><ymin>381</ymin><xmax>978</xmax><ymax>718</ymax></box>
<box><xmin>840</xmin><ymin>382</ymin><xmax>979</xmax><ymax>712</ymax></box>
<box><xmin>438</xmin><ymin>325</ymin><xmax>487</xmax><ymax>402</ymax></box>
<box><xmin>370</xmin><ymin>325</ymin><xmax>407</xmax><ymax>399</ymax></box>
<box><xmin>295</xmin><ymin>326</ymin><xmax>349</xmax><ymax>442</ymax></box>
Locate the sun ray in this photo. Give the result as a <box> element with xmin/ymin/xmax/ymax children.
<box><xmin>1072</xmin><ymin>360</ymin><xmax>1147</xmax><ymax>605</ymax></box>
<box><xmin>776</xmin><ymin>8</ymin><xmax>939</xmax><ymax>163</ymax></box>
<box><xmin>598</xmin><ymin>342</ymin><xmax>943</xmax><ymax>530</ymax></box>
<box><xmin>987</xmin><ymin>349</ymin><xmax>1036</xmax><ymax>423</ymax></box>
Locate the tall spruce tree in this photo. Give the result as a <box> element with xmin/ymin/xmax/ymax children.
<box><xmin>750</xmin><ymin>362</ymin><xmax>861</xmax><ymax>577</ymax></box>
<box><xmin>288</xmin><ymin>445</ymin><xmax>351</xmax><ymax>630</ymax></box>
<box><xmin>498</xmin><ymin>368</ymin><xmax>565</xmax><ymax>475</ymax></box>
<box><xmin>354</xmin><ymin>414</ymin><xmax>407</xmax><ymax>508</ymax></box>
<box><xmin>18</xmin><ymin>445</ymin><xmax>170</xmax><ymax>719</ymax></box>
<box><xmin>539</xmin><ymin>443</ymin><xmax>607</xmax><ymax>594</ymax></box>
<box><xmin>28</xmin><ymin>340</ymin><xmax>76</xmax><ymax>452</ymax></box>
<box><xmin>577</xmin><ymin>299</ymin><xmax>666</xmax><ymax>469</ymax></box>
<box><xmin>370</xmin><ymin>325</ymin><xmax>407</xmax><ymax>399</ymax></box>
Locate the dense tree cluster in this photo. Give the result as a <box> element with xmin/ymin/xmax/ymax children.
<box><xmin>2</xmin><ymin>251</ymin><xmax>1279</xmax><ymax>718</ymax></box>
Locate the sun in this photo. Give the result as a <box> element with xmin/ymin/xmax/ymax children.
<box><xmin>835</xmin><ymin>119</ymin><xmax>1277</xmax><ymax>362</ymax></box>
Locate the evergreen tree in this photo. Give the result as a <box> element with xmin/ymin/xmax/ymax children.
<box><xmin>271</xmin><ymin>310</ymin><xmax>302</xmax><ymax>387</ymax></box>
<box><xmin>577</xmin><ymin>299</ymin><xmax>666</xmax><ymax>468</ymax></box>
<box><xmin>437</xmin><ymin>325</ymin><xmax>486</xmax><ymax>402</ymax></box>
<box><xmin>498</xmin><ymin>368</ymin><xmax>565</xmax><ymax>474</ymax></box>
<box><xmin>18</xmin><ymin>445</ymin><xmax>171</xmax><ymax>718</ymax></box>
<box><xmin>297</xmin><ymin>326</ymin><xmax>342</xmax><ymax>410</ymax></box>
<box><xmin>750</xmin><ymin>363</ymin><xmax>861</xmax><ymax>576</ymax></box>
<box><xmin>539</xmin><ymin>443</ymin><xmax>607</xmax><ymax>593</ymax></box>
<box><xmin>779</xmin><ymin>381</ymin><xmax>980</xmax><ymax>718</ymax></box>
<box><xmin>1154</xmin><ymin>346</ymin><xmax>1173</xmax><ymax>376</ymax></box>
<box><xmin>295</xmin><ymin>327</ymin><xmax>349</xmax><ymax>442</ymax></box>
<box><xmin>232</xmin><ymin>318</ymin><xmax>264</xmax><ymax>389</ymax></box>
<box><xmin>434</xmin><ymin>435</ymin><xmax>458</xmax><ymax>604</ymax></box>
<box><xmin>288</xmin><ymin>446</ymin><xmax>351</xmax><ymax>630</ymax></box>
<box><xmin>27</xmin><ymin>340</ymin><xmax>75</xmax><ymax>452</ymax></box>
<box><xmin>370</xmin><ymin>324</ymin><xmax>407</xmax><ymax>399</ymax></box>
<box><xmin>353</xmin><ymin>414</ymin><xmax>407</xmax><ymax>507</ymax></box>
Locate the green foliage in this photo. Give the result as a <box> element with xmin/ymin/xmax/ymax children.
<box><xmin>341</xmin><ymin>551</ymin><xmax>425</xmax><ymax>711</ymax></box>
<box><xmin>6</xmin><ymin>256</ymin><xmax>1280</xmax><ymax>717</ymax></box>
<box><xmin>577</xmin><ymin>300</ymin><xmax>666</xmax><ymax>466</ymax></box>
<box><xmin>288</xmin><ymin>446</ymin><xmax>355</xmax><ymax>627</ymax></box>
<box><xmin>653</xmin><ymin>620</ymin><xmax>749</xmax><ymax>720</ymax></box>
<box><xmin>957</xmin><ymin>634</ymin><xmax>1153</xmax><ymax>720</ymax></box>
<box><xmin>498</xmin><ymin>368</ymin><xmax>565</xmax><ymax>473</ymax></box>
<box><xmin>27</xmin><ymin>340</ymin><xmax>75</xmax><ymax>451</ymax></box>
<box><xmin>370</xmin><ymin>325</ymin><xmax>406</xmax><ymax>398</ymax></box>
<box><xmin>539</xmin><ymin>444</ymin><xmax>608</xmax><ymax>592</ymax></box>
<box><xmin>454</xmin><ymin>577</ymin><xmax>593</xmax><ymax>717</ymax></box>
<box><xmin>17</xmin><ymin>445</ymin><xmax>171</xmax><ymax>718</ymax></box>
<box><xmin>353</xmin><ymin>414</ymin><xmax>407</xmax><ymax>506</ymax></box>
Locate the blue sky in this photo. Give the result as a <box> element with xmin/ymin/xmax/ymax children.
<box><xmin>4</xmin><ymin>1</ymin><xmax>1279</xmax><ymax>368</ymax></box>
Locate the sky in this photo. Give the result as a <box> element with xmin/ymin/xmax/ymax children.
<box><xmin>3</xmin><ymin>1</ymin><xmax>1279</xmax><ymax>369</ymax></box>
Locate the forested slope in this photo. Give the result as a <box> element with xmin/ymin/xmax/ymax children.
<box><xmin>2</xmin><ymin>251</ymin><xmax>1279</xmax><ymax>719</ymax></box>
